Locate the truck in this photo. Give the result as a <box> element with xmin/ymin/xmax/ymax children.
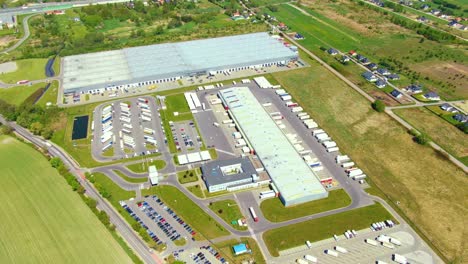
<box><xmin>392</xmin><ymin>254</ymin><xmax>407</xmax><ymax>264</ymax></box>
<box><xmin>389</xmin><ymin>237</ymin><xmax>402</xmax><ymax>246</ymax></box>
<box><xmin>326</xmin><ymin>147</ymin><xmax>340</xmax><ymax>152</ymax></box>
<box><xmin>138</xmin><ymin>98</ymin><xmax>147</xmax><ymax>103</ymax></box>
<box><xmin>334</xmin><ymin>246</ymin><xmax>348</xmax><ymax>253</ymax></box>
<box><xmin>297</xmin><ymin>112</ymin><xmax>308</xmax><ymax>117</ymax></box>
<box><xmin>365</xmin><ymin>239</ymin><xmax>378</xmax><ymax>246</ymax></box>
<box><xmin>142</xmin><ymin>116</ymin><xmax>152</xmax><ymax>122</ymax></box>
<box><xmin>348</xmin><ymin>169</ymin><xmax>364</xmax><ymax>177</ymax></box>
<box><xmin>315</xmin><ymin>132</ymin><xmax>329</xmax><ymax>140</ymax></box>
<box><xmin>341</xmin><ymin>162</ymin><xmax>355</xmax><ymax>168</ymax></box>
<box><xmin>304</xmin><ymin>255</ymin><xmax>317</xmax><ymax>263</ymax></box>
<box><xmin>285</xmin><ymin>101</ymin><xmax>298</xmax><ymax>107</ymax></box>
<box><xmin>376</xmin><ymin>235</ymin><xmax>391</xmax><ymax>243</ymax></box>
<box><xmin>281</xmin><ymin>95</ymin><xmax>292</xmax><ymax>101</ymax></box>
<box><xmin>292</xmin><ymin>106</ymin><xmax>303</xmax><ymax>113</ymax></box>
<box><xmin>312</xmin><ymin>129</ymin><xmax>325</xmax><ymax>136</ymax></box>
<box><xmin>249</xmin><ymin>207</ymin><xmax>258</xmax><ymax>222</ymax></box>
<box><xmin>323</xmin><ymin>141</ymin><xmax>337</xmax><ymax>148</ymax></box>
<box><xmin>305</xmin><ymin>240</ymin><xmax>312</xmax><ymax>248</ymax></box>
<box><xmin>213</xmin><ymin>122</ymin><xmax>219</xmax><ymax>127</ymax></box>
<box><xmin>143</xmin><ymin>128</ymin><xmax>154</xmax><ymax>134</ymax></box>
<box><xmin>381</xmin><ymin>242</ymin><xmax>395</xmax><ymax>249</ymax></box>
<box><xmin>324</xmin><ymin>249</ymin><xmax>338</xmax><ymax>257</ymax></box>
<box><xmin>122</xmin><ymin>129</ymin><xmax>131</xmax><ymax>134</ymax></box>
<box><xmin>335</xmin><ymin>155</ymin><xmax>350</xmax><ymax>163</ymax></box>
<box><xmin>353</xmin><ymin>174</ymin><xmax>367</xmax><ymax>180</ymax></box>
<box><xmin>299</xmin><ymin>115</ymin><xmax>310</xmax><ymax>120</ymax></box>
<box><xmin>259</xmin><ymin>191</ymin><xmax>275</xmax><ymax>200</ymax></box>
<box><xmin>296</xmin><ymin>259</ymin><xmax>308</xmax><ymax>264</ymax></box>
<box><xmin>222</xmin><ymin>119</ymin><xmax>233</xmax><ymax>124</ymax></box>
<box><xmin>123</xmin><ymin>123</ymin><xmax>132</xmax><ymax>129</ymax></box>
<box><xmin>304</xmin><ymin>121</ymin><xmax>318</xmax><ymax>129</ymax></box>
<box><xmin>375</xmin><ymin>261</ymin><xmax>388</xmax><ymax>264</ymax></box>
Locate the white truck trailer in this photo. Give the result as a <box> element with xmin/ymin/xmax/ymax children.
<box><xmin>324</xmin><ymin>249</ymin><xmax>338</xmax><ymax>257</ymax></box>
<box><xmin>336</xmin><ymin>155</ymin><xmax>350</xmax><ymax>163</ymax></box>
<box><xmin>353</xmin><ymin>174</ymin><xmax>367</xmax><ymax>180</ymax></box>
<box><xmin>304</xmin><ymin>255</ymin><xmax>318</xmax><ymax>263</ymax></box>
<box><xmin>392</xmin><ymin>254</ymin><xmax>407</xmax><ymax>264</ymax></box>
<box><xmin>327</xmin><ymin>147</ymin><xmax>340</xmax><ymax>152</ymax></box>
<box><xmin>365</xmin><ymin>239</ymin><xmax>378</xmax><ymax>246</ymax></box>
<box><xmin>348</xmin><ymin>169</ymin><xmax>364</xmax><ymax>177</ymax></box>
<box><xmin>341</xmin><ymin>161</ymin><xmax>355</xmax><ymax>168</ymax></box>
<box><xmin>312</xmin><ymin>129</ymin><xmax>325</xmax><ymax>136</ymax></box>
<box><xmin>334</xmin><ymin>246</ymin><xmax>348</xmax><ymax>253</ymax></box>
<box><xmin>323</xmin><ymin>141</ymin><xmax>337</xmax><ymax>148</ymax></box>
<box><xmin>291</xmin><ymin>106</ymin><xmax>303</xmax><ymax>113</ymax></box>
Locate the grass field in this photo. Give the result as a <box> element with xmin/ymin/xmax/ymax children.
<box><xmin>188</xmin><ymin>184</ymin><xmax>204</xmax><ymax>198</ymax></box>
<box><xmin>263</xmin><ymin>203</ymin><xmax>395</xmax><ymax>256</ymax></box>
<box><xmin>0</xmin><ymin>136</ymin><xmax>133</xmax><ymax>263</ymax></box>
<box><xmin>0</xmin><ymin>82</ymin><xmax>47</xmax><ymax>105</ymax></box>
<box><xmin>114</xmin><ymin>170</ymin><xmax>149</xmax><ymax>184</ymax></box>
<box><xmin>394</xmin><ymin>107</ymin><xmax>468</xmax><ymax>165</ymax></box>
<box><xmin>126</xmin><ymin>159</ymin><xmax>166</xmax><ymax>173</ymax></box>
<box><xmin>271</xmin><ymin>60</ymin><xmax>468</xmax><ymax>261</ymax></box>
<box><xmin>209</xmin><ymin>199</ymin><xmax>247</xmax><ymax>231</ymax></box>
<box><xmin>177</xmin><ymin>168</ymin><xmax>200</xmax><ymax>184</ymax></box>
<box><xmin>36</xmin><ymin>81</ymin><xmax>59</xmax><ymax>107</ymax></box>
<box><xmin>0</xmin><ymin>59</ymin><xmax>47</xmax><ymax>83</ymax></box>
<box><xmin>142</xmin><ymin>185</ymin><xmax>230</xmax><ymax>240</ymax></box>
<box><xmin>215</xmin><ymin>237</ymin><xmax>266</xmax><ymax>264</ymax></box>
<box><xmin>260</xmin><ymin>189</ymin><xmax>351</xmax><ymax>222</ymax></box>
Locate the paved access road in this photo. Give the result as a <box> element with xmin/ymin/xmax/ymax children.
<box><xmin>1</xmin><ymin>14</ymin><xmax>33</xmax><ymax>54</ymax></box>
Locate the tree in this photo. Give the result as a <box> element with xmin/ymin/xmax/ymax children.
<box><xmin>371</xmin><ymin>100</ymin><xmax>386</xmax><ymax>112</ymax></box>
<box><xmin>415</xmin><ymin>133</ymin><xmax>430</xmax><ymax>145</ymax></box>
<box><xmin>50</xmin><ymin>157</ymin><xmax>62</xmax><ymax>168</ymax></box>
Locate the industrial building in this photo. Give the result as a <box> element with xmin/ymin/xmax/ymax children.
<box><xmin>218</xmin><ymin>87</ymin><xmax>328</xmax><ymax>206</ymax></box>
<box><xmin>61</xmin><ymin>32</ymin><xmax>298</xmax><ymax>94</ymax></box>
<box><xmin>201</xmin><ymin>157</ymin><xmax>261</xmax><ymax>193</ymax></box>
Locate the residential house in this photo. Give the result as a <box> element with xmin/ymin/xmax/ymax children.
<box><xmin>349</xmin><ymin>50</ymin><xmax>357</xmax><ymax>57</ymax></box>
<box><xmin>391</xmin><ymin>89</ymin><xmax>403</xmax><ymax>99</ymax></box>
<box><xmin>367</xmin><ymin>63</ymin><xmax>378</xmax><ymax>70</ymax></box>
<box><xmin>362</xmin><ymin>72</ymin><xmax>378</xmax><ymax>82</ymax></box>
<box><xmin>423</xmin><ymin>91</ymin><xmax>440</xmax><ymax>101</ymax></box>
<box><xmin>406</xmin><ymin>84</ymin><xmax>423</xmax><ymax>94</ymax></box>
<box><xmin>375</xmin><ymin>79</ymin><xmax>387</xmax><ymax>88</ymax></box>
<box><xmin>0</xmin><ymin>15</ymin><xmax>16</xmax><ymax>29</ymax></box>
<box><xmin>356</xmin><ymin>54</ymin><xmax>366</xmax><ymax>61</ymax></box>
<box><xmin>453</xmin><ymin>114</ymin><xmax>468</xmax><ymax>123</ymax></box>
<box><xmin>327</xmin><ymin>48</ymin><xmax>339</xmax><ymax>55</ymax></box>
<box><xmin>440</xmin><ymin>103</ymin><xmax>458</xmax><ymax>113</ymax></box>
<box><xmin>361</xmin><ymin>58</ymin><xmax>371</xmax><ymax>65</ymax></box>
<box><xmin>388</xmin><ymin>74</ymin><xmax>400</xmax><ymax>80</ymax></box>
<box><xmin>377</xmin><ymin>67</ymin><xmax>391</xmax><ymax>75</ymax></box>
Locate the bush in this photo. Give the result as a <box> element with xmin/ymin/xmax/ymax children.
<box><xmin>371</xmin><ymin>100</ymin><xmax>386</xmax><ymax>112</ymax></box>
<box><xmin>415</xmin><ymin>133</ymin><xmax>430</xmax><ymax>145</ymax></box>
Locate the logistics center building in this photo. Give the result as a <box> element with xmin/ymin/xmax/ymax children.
<box><xmin>61</xmin><ymin>32</ymin><xmax>298</xmax><ymax>94</ymax></box>
<box><xmin>218</xmin><ymin>87</ymin><xmax>328</xmax><ymax>206</ymax></box>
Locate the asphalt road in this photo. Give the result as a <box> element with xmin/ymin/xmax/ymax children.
<box><xmin>1</xmin><ymin>14</ymin><xmax>33</xmax><ymax>54</ymax></box>
<box><xmin>0</xmin><ymin>115</ymin><xmax>160</xmax><ymax>264</ymax></box>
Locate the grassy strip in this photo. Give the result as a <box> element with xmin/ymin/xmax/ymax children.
<box><xmin>142</xmin><ymin>185</ymin><xmax>230</xmax><ymax>240</ymax></box>
<box><xmin>177</xmin><ymin>168</ymin><xmax>200</xmax><ymax>184</ymax></box>
<box><xmin>260</xmin><ymin>189</ymin><xmax>351</xmax><ymax>222</ymax></box>
<box><xmin>209</xmin><ymin>199</ymin><xmax>248</xmax><ymax>231</ymax></box>
<box><xmin>126</xmin><ymin>159</ymin><xmax>166</xmax><ymax>173</ymax></box>
<box><xmin>188</xmin><ymin>185</ymin><xmax>204</xmax><ymax>198</ymax></box>
<box><xmin>113</xmin><ymin>170</ymin><xmax>148</xmax><ymax>184</ymax></box>
<box><xmin>263</xmin><ymin>203</ymin><xmax>395</xmax><ymax>256</ymax></box>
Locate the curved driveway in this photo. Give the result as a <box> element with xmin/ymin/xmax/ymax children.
<box><xmin>1</xmin><ymin>14</ymin><xmax>34</xmax><ymax>54</ymax></box>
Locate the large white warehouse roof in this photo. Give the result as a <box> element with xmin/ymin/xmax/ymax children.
<box><xmin>219</xmin><ymin>87</ymin><xmax>328</xmax><ymax>206</ymax></box>
<box><xmin>62</xmin><ymin>32</ymin><xmax>297</xmax><ymax>93</ymax></box>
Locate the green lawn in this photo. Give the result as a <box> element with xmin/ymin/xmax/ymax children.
<box><xmin>126</xmin><ymin>159</ymin><xmax>166</xmax><ymax>173</ymax></box>
<box><xmin>0</xmin><ymin>59</ymin><xmax>48</xmax><ymax>83</ymax></box>
<box><xmin>0</xmin><ymin>136</ymin><xmax>133</xmax><ymax>263</ymax></box>
<box><xmin>142</xmin><ymin>185</ymin><xmax>230</xmax><ymax>239</ymax></box>
<box><xmin>260</xmin><ymin>189</ymin><xmax>351</xmax><ymax>222</ymax></box>
<box><xmin>271</xmin><ymin>59</ymin><xmax>467</xmax><ymax>261</ymax></box>
<box><xmin>0</xmin><ymin>82</ymin><xmax>47</xmax><ymax>106</ymax></box>
<box><xmin>177</xmin><ymin>168</ymin><xmax>200</xmax><ymax>184</ymax></box>
<box><xmin>215</xmin><ymin>237</ymin><xmax>266</xmax><ymax>264</ymax></box>
<box><xmin>263</xmin><ymin>203</ymin><xmax>395</xmax><ymax>256</ymax></box>
<box><xmin>188</xmin><ymin>184</ymin><xmax>204</xmax><ymax>198</ymax></box>
<box><xmin>35</xmin><ymin>81</ymin><xmax>59</xmax><ymax>107</ymax></box>
<box><xmin>209</xmin><ymin>199</ymin><xmax>247</xmax><ymax>231</ymax></box>
<box><xmin>114</xmin><ymin>170</ymin><xmax>149</xmax><ymax>184</ymax></box>
<box><xmin>394</xmin><ymin>107</ymin><xmax>468</xmax><ymax>165</ymax></box>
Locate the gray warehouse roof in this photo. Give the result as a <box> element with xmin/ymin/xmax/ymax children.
<box><xmin>62</xmin><ymin>32</ymin><xmax>297</xmax><ymax>93</ymax></box>
<box><xmin>219</xmin><ymin>87</ymin><xmax>328</xmax><ymax>206</ymax></box>
<box><xmin>201</xmin><ymin>157</ymin><xmax>257</xmax><ymax>187</ymax></box>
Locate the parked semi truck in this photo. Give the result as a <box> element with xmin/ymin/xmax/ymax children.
<box><xmin>249</xmin><ymin>207</ymin><xmax>258</xmax><ymax>222</ymax></box>
<box><xmin>304</xmin><ymin>255</ymin><xmax>318</xmax><ymax>263</ymax></box>
<box><xmin>324</xmin><ymin>249</ymin><xmax>338</xmax><ymax>257</ymax></box>
<box><xmin>392</xmin><ymin>254</ymin><xmax>407</xmax><ymax>264</ymax></box>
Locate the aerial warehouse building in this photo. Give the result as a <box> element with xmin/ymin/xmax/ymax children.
<box><xmin>61</xmin><ymin>32</ymin><xmax>298</xmax><ymax>95</ymax></box>
<box><xmin>218</xmin><ymin>87</ymin><xmax>328</xmax><ymax>206</ymax></box>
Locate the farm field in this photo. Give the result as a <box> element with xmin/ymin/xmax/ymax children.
<box><xmin>0</xmin><ymin>136</ymin><xmax>133</xmax><ymax>264</ymax></box>
<box><xmin>265</xmin><ymin>1</ymin><xmax>468</xmax><ymax>100</ymax></box>
<box><xmin>263</xmin><ymin>203</ymin><xmax>395</xmax><ymax>256</ymax></box>
<box><xmin>142</xmin><ymin>185</ymin><xmax>230</xmax><ymax>240</ymax></box>
<box><xmin>0</xmin><ymin>59</ymin><xmax>47</xmax><ymax>83</ymax></box>
<box><xmin>271</xmin><ymin>60</ymin><xmax>468</xmax><ymax>262</ymax></box>
<box><xmin>260</xmin><ymin>189</ymin><xmax>351</xmax><ymax>222</ymax></box>
<box><xmin>394</xmin><ymin>107</ymin><xmax>468</xmax><ymax>165</ymax></box>
<box><xmin>0</xmin><ymin>82</ymin><xmax>48</xmax><ymax>106</ymax></box>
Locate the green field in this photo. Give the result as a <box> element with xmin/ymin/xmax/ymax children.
<box><xmin>209</xmin><ymin>199</ymin><xmax>247</xmax><ymax>231</ymax></box>
<box><xmin>164</xmin><ymin>93</ymin><xmax>194</xmax><ymax>122</ymax></box>
<box><xmin>0</xmin><ymin>82</ymin><xmax>47</xmax><ymax>106</ymax></box>
<box><xmin>142</xmin><ymin>185</ymin><xmax>230</xmax><ymax>239</ymax></box>
<box><xmin>263</xmin><ymin>203</ymin><xmax>395</xmax><ymax>256</ymax></box>
<box><xmin>271</xmin><ymin>59</ymin><xmax>467</xmax><ymax>261</ymax></box>
<box><xmin>188</xmin><ymin>184</ymin><xmax>204</xmax><ymax>198</ymax></box>
<box><xmin>177</xmin><ymin>168</ymin><xmax>200</xmax><ymax>184</ymax></box>
<box><xmin>0</xmin><ymin>136</ymin><xmax>133</xmax><ymax>263</ymax></box>
<box><xmin>260</xmin><ymin>189</ymin><xmax>351</xmax><ymax>222</ymax></box>
<box><xmin>0</xmin><ymin>59</ymin><xmax>47</xmax><ymax>83</ymax></box>
<box><xmin>126</xmin><ymin>159</ymin><xmax>166</xmax><ymax>173</ymax></box>
<box><xmin>114</xmin><ymin>170</ymin><xmax>149</xmax><ymax>184</ymax></box>
<box><xmin>35</xmin><ymin>81</ymin><xmax>59</xmax><ymax>107</ymax></box>
<box><xmin>394</xmin><ymin>107</ymin><xmax>468</xmax><ymax>165</ymax></box>
<box><xmin>215</xmin><ymin>237</ymin><xmax>266</xmax><ymax>264</ymax></box>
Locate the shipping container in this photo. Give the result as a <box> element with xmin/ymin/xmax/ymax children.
<box><xmin>304</xmin><ymin>255</ymin><xmax>317</xmax><ymax>263</ymax></box>
<box><xmin>122</xmin><ymin>129</ymin><xmax>131</xmax><ymax>134</ymax></box>
<box><xmin>228</xmin><ymin>124</ymin><xmax>236</xmax><ymax>128</ymax></box>
<box><xmin>143</xmin><ymin>127</ymin><xmax>154</xmax><ymax>135</ymax></box>
<box><xmin>324</xmin><ymin>249</ymin><xmax>338</xmax><ymax>257</ymax></box>
<box><xmin>120</xmin><ymin>116</ymin><xmax>131</xmax><ymax>123</ymax></box>
<box><xmin>102</xmin><ymin>141</ymin><xmax>113</xmax><ymax>151</ymax></box>
<box><xmin>249</xmin><ymin>207</ymin><xmax>258</xmax><ymax>222</ymax></box>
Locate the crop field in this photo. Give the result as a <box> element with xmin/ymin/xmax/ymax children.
<box><xmin>271</xmin><ymin>60</ymin><xmax>468</xmax><ymax>261</ymax></box>
<box><xmin>265</xmin><ymin>1</ymin><xmax>468</xmax><ymax>100</ymax></box>
<box><xmin>0</xmin><ymin>136</ymin><xmax>132</xmax><ymax>264</ymax></box>
<box><xmin>394</xmin><ymin>107</ymin><xmax>468</xmax><ymax>165</ymax></box>
<box><xmin>0</xmin><ymin>59</ymin><xmax>47</xmax><ymax>83</ymax></box>
<box><xmin>260</xmin><ymin>189</ymin><xmax>351</xmax><ymax>222</ymax></box>
<box><xmin>263</xmin><ymin>203</ymin><xmax>395</xmax><ymax>256</ymax></box>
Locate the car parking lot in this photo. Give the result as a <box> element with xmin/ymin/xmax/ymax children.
<box><xmin>92</xmin><ymin>96</ymin><xmax>167</xmax><ymax>160</ymax></box>
<box><xmin>173</xmin><ymin>246</ymin><xmax>225</xmax><ymax>264</ymax></box>
<box><xmin>170</xmin><ymin>120</ymin><xmax>203</xmax><ymax>153</ymax></box>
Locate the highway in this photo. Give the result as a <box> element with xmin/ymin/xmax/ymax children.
<box><xmin>0</xmin><ymin>115</ymin><xmax>160</xmax><ymax>264</ymax></box>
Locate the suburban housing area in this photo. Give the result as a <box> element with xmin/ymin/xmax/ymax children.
<box><xmin>0</xmin><ymin>0</ymin><xmax>466</xmax><ymax>264</ymax></box>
